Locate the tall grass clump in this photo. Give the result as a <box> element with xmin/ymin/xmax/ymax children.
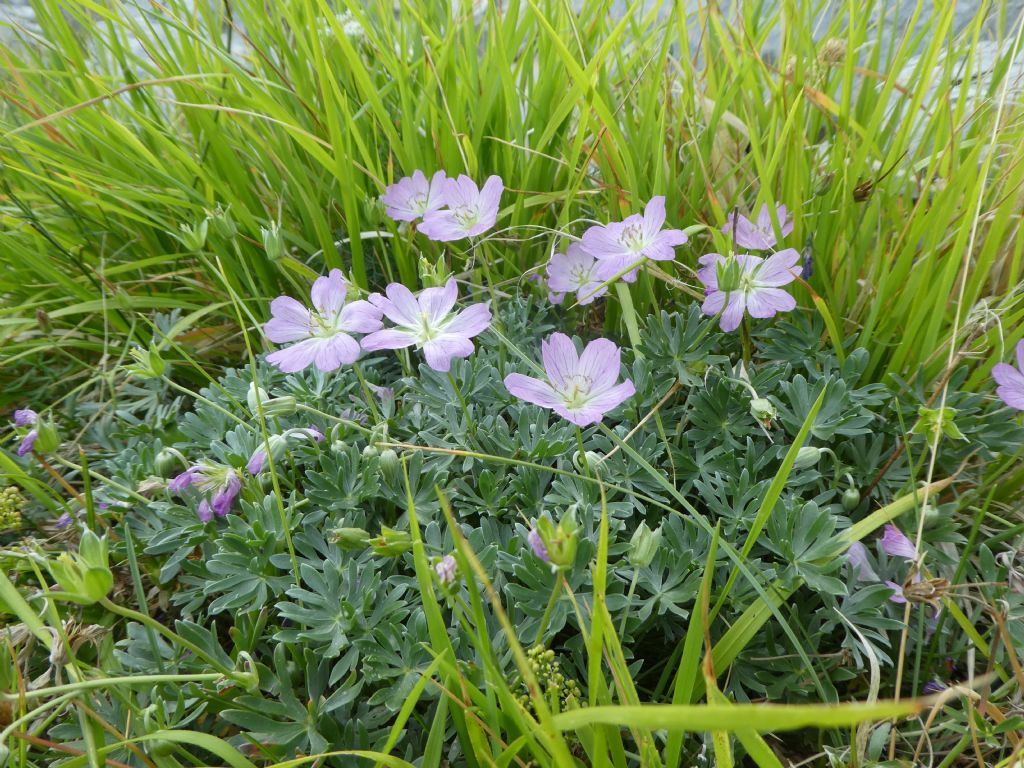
<box><xmin>3</xmin><ymin>0</ymin><xmax>1024</xmax><ymax>766</ymax></box>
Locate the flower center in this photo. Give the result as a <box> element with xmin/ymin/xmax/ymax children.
<box><xmin>411</xmin><ymin>193</ymin><xmax>430</xmax><ymax>213</ymax></box>
<box><xmin>418</xmin><ymin>312</ymin><xmax>438</xmax><ymax>342</ymax></box>
<box><xmin>560</xmin><ymin>374</ymin><xmax>593</xmax><ymax>409</ymax></box>
<box><xmin>453</xmin><ymin>205</ymin><xmax>480</xmax><ymax>229</ymax></box>
<box><xmin>569</xmin><ymin>264</ymin><xmax>589</xmax><ymax>286</ymax></box>
<box><xmin>620</xmin><ymin>224</ymin><xmax>646</xmax><ymax>252</ymax></box>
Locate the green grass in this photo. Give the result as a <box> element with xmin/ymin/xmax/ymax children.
<box><xmin>2</xmin><ymin>0</ymin><xmax>1024</xmax><ymax>404</ymax></box>
<box><xmin>3</xmin><ymin>0</ymin><xmax>1024</xmax><ymax>765</ymax></box>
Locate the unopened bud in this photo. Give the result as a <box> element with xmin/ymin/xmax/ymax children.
<box><xmin>261</xmin><ymin>221</ymin><xmax>285</xmax><ymax>261</ymax></box>
<box><xmin>750</xmin><ymin>397</ymin><xmax>777</xmax><ymax>423</ymax></box>
<box><xmin>331</xmin><ymin>527</ymin><xmax>371</xmax><ymax>550</ymax></box>
<box><xmin>628</xmin><ymin>522</ymin><xmax>661</xmax><ymax>568</ymax></box>
<box><xmin>206</xmin><ymin>204</ymin><xmax>237</xmax><ymax>239</ymax></box>
<box><xmin>33</xmin><ymin>418</ymin><xmax>60</xmax><ymax>454</ymax></box>
<box><xmin>793</xmin><ymin>446</ymin><xmax>823</xmax><ymax>471</ymax></box>
<box><xmin>841</xmin><ymin>486</ymin><xmax>861</xmax><ymax>512</ymax></box>
<box><xmin>154</xmin><ymin>448</ymin><xmax>185</xmax><ymax>479</ymax></box>
<box><xmin>176</xmin><ymin>218</ymin><xmax>208</xmax><ymax>252</ymax></box>
<box><xmin>369</xmin><ymin>526</ymin><xmax>412</xmax><ymax>557</ymax></box>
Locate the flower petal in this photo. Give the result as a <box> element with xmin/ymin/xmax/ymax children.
<box><xmin>444</xmin><ymin>302</ymin><xmax>491</xmax><ymax>337</ymax></box>
<box><xmin>265</xmin><ymin>296</ymin><xmax>312</xmax><ymax>343</ymax></box>
<box><xmin>577</xmin><ymin>338</ymin><xmax>622</xmax><ymax>393</ymax></box>
<box><xmin>756</xmin><ymin>248</ymin><xmax>801</xmax><ymax>287</ymax></box>
<box><xmin>339</xmin><ymin>300</ymin><xmax>384</xmax><ymax>334</ymax></box>
<box><xmin>419</xmin><ymin>278</ymin><xmax>459</xmax><ymax>325</ymax></box>
<box><xmin>422</xmin><ymin>336</ymin><xmax>474</xmax><ymax>372</ymax></box>
<box><xmin>310</xmin><ymin>268</ymin><xmax>347</xmax><ymax>319</ymax></box>
<box><xmin>880</xmin><ymin>524</ymin><xmax>917</xmax><ymax>560</ymax></box>
<box><xmin>720</xmin><ymin>293</ymin><xmax>747</xmax><ymax>332</ymax></box>
<box><xmin>642</xmin><ymin>195</ymin><xmax>667</xmax><ymax>237</ymax></box>
<box><xmin>313</xmin><ymin>334</ymin><xmax>360</xmax><ymax>371</ymax></box>
<box><xmin>582</xmin><ymin>379</ymin><xmax>635</xmax><ymax>417</ymax></box>
<box><xmin>541</xmin><ymin>333</ymin><xmax>579</xmax><ymax>390</ymax></box>
<box><xmin>845</xmin><ymin>541</ymin><xmax>879</xmax><ymax>582</ymax></box>
<box><xmin>266</xmin><ymin>337</ymin><xmax>324</xmax><ymax>373</ymax></box>
<box><xmin>746</xmin><ymin>287</ymin><xmax>796</xmax><ymax>319</ymax></box>
<box><xmin>504</xmin><ymin>373</ymin><xmax>562</xmax><ymax>408</ymax></box>
<box><xmin>382</xmin><ymin>282</ymin><xmax>422</xmax><ymax>327</ymax></box>
<box><xmin>360</xmin><ymin>329</ymin><xmax>418</xmax><ymax>351</ymax></box>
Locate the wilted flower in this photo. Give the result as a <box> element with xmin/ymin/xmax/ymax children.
<box><xmin>361</xmin><ymin>278</ymin><xmax>491</xmax><ymax>372</ymax></box>
<box><xmin>581</xmin><ymin>196</ymin><xmax>688</xmax><ymax>282</ymax></box>
<box><xmin>435</xmin><ymin>554</ymin><xmax>457</xmax><ymax>585</ymax></box>
<box><xmin>722</xmin><ymin>203</ymin><xmax>793</xmax><ymax>250</ymax></box>
<box><xmin>264</xmin><ymin>269</ymin><xmax>383</xmax><ymax>373</ymax></box>
<box><xmin>381</xmin><ymin>170</ymin><xmax>448</xmax><ymax>223</ymax></box>
<box><xmin>845</xmin><ymin>541</ymin><xmax>879</xmax><ymax>582</ymax></box>
<box><xmin>546</xmin><ymin>243</ymin><xmax>607</xmax><ymax>305</ymax></box>
<box><xmin>247</xmin><ymin>427</ymin><xmax>325</xmax><ymax>475</ymax></box>
<box><xmin>169</xmin><ymin>463</ymin><xmax>242</xmax><ymax>522</ymax></box>
<box><xmin>527</xmin><ymin>528</ymin><xmax>549</xmax><ymax>563</ymax></box>
<box><xmin>13</xmin><ymin>409</ymin><xmax>37</xmax><ymax>427</ymax></box>
<box><xmin>992</xmin><ymin>339</ymin><xmax>1024</xmax><ymax>410</ymax></box>
<box><xmin>16</xmin><ymin>430</ymin><xmax>38</xmax><ymax>457</ymax></box>
<box><xmin>419</xmin><ymin>175</ymin><xmax>503</xmax><ymax>241</ymax></box>
<box><xmin>880</xmin><ymin>524</ymin><xmax>917</xmax><ymax>561</ymax></box>
<box><xmin>504</xmin><ymin>333</ymin><xmax>635</xmax><ymax>427</ymax></box>
<box><xmin>696</xmin><ymin>249</ymin><xmax>801</xmax><ymax>332</ymax></box>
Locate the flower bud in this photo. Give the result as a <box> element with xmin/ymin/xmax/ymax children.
<box><xmin>572</xmin><ymin>450</ymin><xmax>603</xmax><ymax>472</ymax></box>
<box><xmin>418</xmin><ymin>254</ymin><xmax>451</xmax><ymax>288</ymax></box>
<box><xmin>206</xmin><ymin>204</ymin><xmax>237</xmax><ymax>239</ymax></box>
<box><xmin>628</xmin><ymin>522</ymin><xmax>661</xmax><ymax>568</ymax></box>
<box><xmin>841</xmin><ymin>486</ymin><xmax>861</xmax><ymax>512</ymax></box>
<box><xmin>32</xmin><ymin>418</ymin><xmax>60</xmax><ymax>454</ymax></box>
<box><xmin>715</xmin><ymin>256</ymin><xmax>742</xmax><ymax>292</ymax></box>
<box><xmin>176</xmin><ymin>219</ymin><xmax>209</xmax><ymax>252</ymax></box>
<box><xmin>369</xmin><ymin>526</ymin><xmax>411</xmax><ymax>557</ymax></box>
<box><xmin>264</xmin><ymin>396</ymin><xmax>297</xmax><ymax>418</ymax></box>
<box><xmin>818</xmin><ymin>37</ymin><xmax>847</xmax><ymax>65</ymax></box>
<box><xmin>362</xmin><ymin>444</ymin><xmax>379</xmax><ymax>459</ymax></box>
<box><xmin>540</xmin><ymin>513</ymin><xmax>579</xmax><ymax>571</ymax></box>
<box><xmin>261</xmin><ymin>221</ymin><xmax>285</xmax><ymax>261</ymax></box>
<box><xmin>378</xmin><ymin>448</ymin><xmax>400</xmax><ymax>480</ymax></box>
<box><xmin>749</xmin><ymin>397</ymin><xmax>777</xmax><ymax>423</ymax></box>
<box><xmin>331</xmin><ymin>526</ymin><xmax>371</xmax><ymax>550</ymax></box>
<box><xmin>247</xmin><ymin>383</ymin><xmax>270</xmax><ymax>414</ymax></box>
<box><xmin>434</xmin><ymin>554</ymin><xmax>457</xmax><ymax>586</ymax></box>
<box><xmin>921</xmin><ymin>503</ymin><xmax>940</xmax><ymax>528</ymax></box>
<box><xmin>154</xmin><ymin>448</ymin><xmax>185</xmax><ymax>479</ymax></box>
<box><xmin>793</xmin><ymin>446</ymin><xmax>823</xmax><ymax>471</ymax></box>
<box><xmin>127</xmin><ymin>345</ymin><xmax>167</xmax><ymax>379</ymax></box>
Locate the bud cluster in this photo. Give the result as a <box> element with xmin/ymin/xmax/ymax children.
<box><xmin>516</xmin><ymin>644</ymin><xmax>583</xmax><ymax>715</ymax></box>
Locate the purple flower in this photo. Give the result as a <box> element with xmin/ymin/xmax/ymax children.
<box><xmin>16</xmin><ymin>430</ymin><xmax>38</xmax><ymax>457</ymax></box>
<box><xmin>169</xmin><ymin>463</ymin><xmax>241</xmax><ymax>521</ymax></box>
<box><xmin>546</xmin><ymin>243</ymin><xmax>607</xmax><ymax>305</ymax></box>
<box><xmin>696</xmin><ymin>249</ymin><xmax>800</xmax><ymax>332</ymax></box>
<box><xmin>581</xmin><ymin>196</ymin><xmax>688</xmax><ymax>283</ymax></box>
<box><xmin>722</xmin><ymin>203</ymin><xmax>794</xmax><ymax>250</ymax></box>
<box><xmin>503</xmin><ymin>333</ymin><xmax>636</xmax><ymax>427</ymax></box>
<box><xmin>381</xmin><ymin>170</ymin><xmax>447</xmax><ymax>223</ymax></box>
<box><xmin>361</xmin><ymin>278</ymin><xmax>492</xmax><ymax>372</ymax></box>
<box><xmin>306</xmin><ymin>425</ymin><xmax>325</xmax><ymax>442</ymax></box>
<box><xmin>435</xmin><ymin>555</ymin><xmax>457</xmax><ymax>585</ymax></box>
<box><xmin>419</xmin><ymin>175</ymin><xmax>503</xmax><ymax>241</ymax></box>
<box><xmin>845</xmin><ymin>541</ymin><xmax>879</xmax><ymax>582</ymax></box>
<box><xmin>527</xmin><ymin>529</ymin><xmax>549</xmax><ymax>563</ymax></box>
<box><xmin>264</xmin><ymin>269</ymin><xmax>383</xmax><ymax>373</ymax></box>
<box><xmin>880</xmin><ymin>524</ymin><xmax>917</xmax><ymax>561</ymax></box>
<box><xmin>246</xmin><ymin>447</ymin><xmax>268</xmax><ymax>476</ymax></box>
<box><xmin>13</xmin><ymin>409</ymin><xmax>37</xmax><ymax>427</ymax></box>
<box><xmin>922</xmin><ymin>680</ymin><xmax>947</xmax><ymax>695</ymax></box>
<box><xmin>992</xmin><ymin>340</ymin><xmax>1024</xmax><ymax>410</ymax></box>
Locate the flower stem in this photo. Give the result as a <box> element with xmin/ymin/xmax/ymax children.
<box><xmin>575</xmin><ymin>427</ymin><xmax>590</xmax><ymax>477</ymax></box>
<box><xmin>535</xmin><ymin>574</ymin><xmax>562</xmax><ymax>645</ymax></box>
<box><xmin>447</xmin><ymin>371</ymin><xmax>477</xmax><ymax>435</ymax></box>
<box><xmin>618</xmin><ymin>568</ymin><xmax>641</xmax><ymax>639</ymax></box>
<box><xmin>740</xmin><ymin>316</ymin><xmax>753</xmax><ymax>367</ymax></box>
<box><xmin>615</xmin><ymin>283</ymin><xmax>644</xmax><ymax>360</ymax></box>
<box><xmin>352</xmin><ymin>362</ymin><xmax>382</xmax><ymax>425</ymax></box>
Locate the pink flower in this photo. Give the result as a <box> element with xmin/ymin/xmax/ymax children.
<box><xmin>845</xmin><ymin>541</ymin><xmax>879</xmax><ymax>582</ymax></box>
<box><xmin>169</xmin><ymin>463</ymin><xmax>242</xmax><ymax>522</ymax></box>
<box><xmin>992</xmin><ymin>340</ymin><xmax>1024</xmax><ymax>410</ymax></box>
<box><xmin>435</xmin><ymin>555</ymin><xmax>457</xmax><ymax>585</ymax></box>
<box><xmin>546</xmin><ymin>243</ymin><xmax>607</xmax><ymax>305</ymax></box>
<box><xmin>696</xmin><ymin>249</ymin><xmax>800</xmax><ymax>332</ymax></box>
<box><xmin>419</xmin><ymin>175</ymin><xmax>503</xmax><ymax>241</ymax></box>
<box><xmin>263</xmin><ymin>269</ymin><xmax>383</xmax><ymax>373</ymax></box>
<box><xmin>361</xmin><ymin>278</ymin><xmax>491</xmax><ymax>372</ymax></box>
<box><xmin>880</xmin><ymin>524</ymin><xmax>917</xmax><ymax>561</ymax></box>
<box><xmin>16</xmin><ymin>430</ymin><xmax>38</xmax><ymax>457</ymax></box>
<box><xmin>381</xmin><ymin>170</ymin><xmax>447</xmax><ymax>223</ymax></box>
<box><xmin>504</xmin><ymin>333</ymin><xmax>635</xmax><ymax>427</ymax></box>
<box><xmin>581</xmin><ymin>196</ymin><xmax>688</xmax><ymax>283</ymax></box>
<box><xmin>527</xmin><ymin>529</ymin><xmax>549</xmax><ymax>563</ymax></box>
<box><xmin>13</xmin><ymin>409</ymin><xmax>37</xmax><ymax>427</ymax></box>
<box><xmin>722</xmin><ymin>203</ymin><xmax>794</xmax><ymax>250</ymax></box>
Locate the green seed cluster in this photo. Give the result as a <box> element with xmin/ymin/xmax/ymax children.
<box><xmin>0</xmin><ymin>486</ymin><xmax>24</xmax><ymax>530</ymax></box>
<box><xmin>516</xmin><ymin>644</ymin><xmax>583</xmax><ymax>714</ymax></box>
